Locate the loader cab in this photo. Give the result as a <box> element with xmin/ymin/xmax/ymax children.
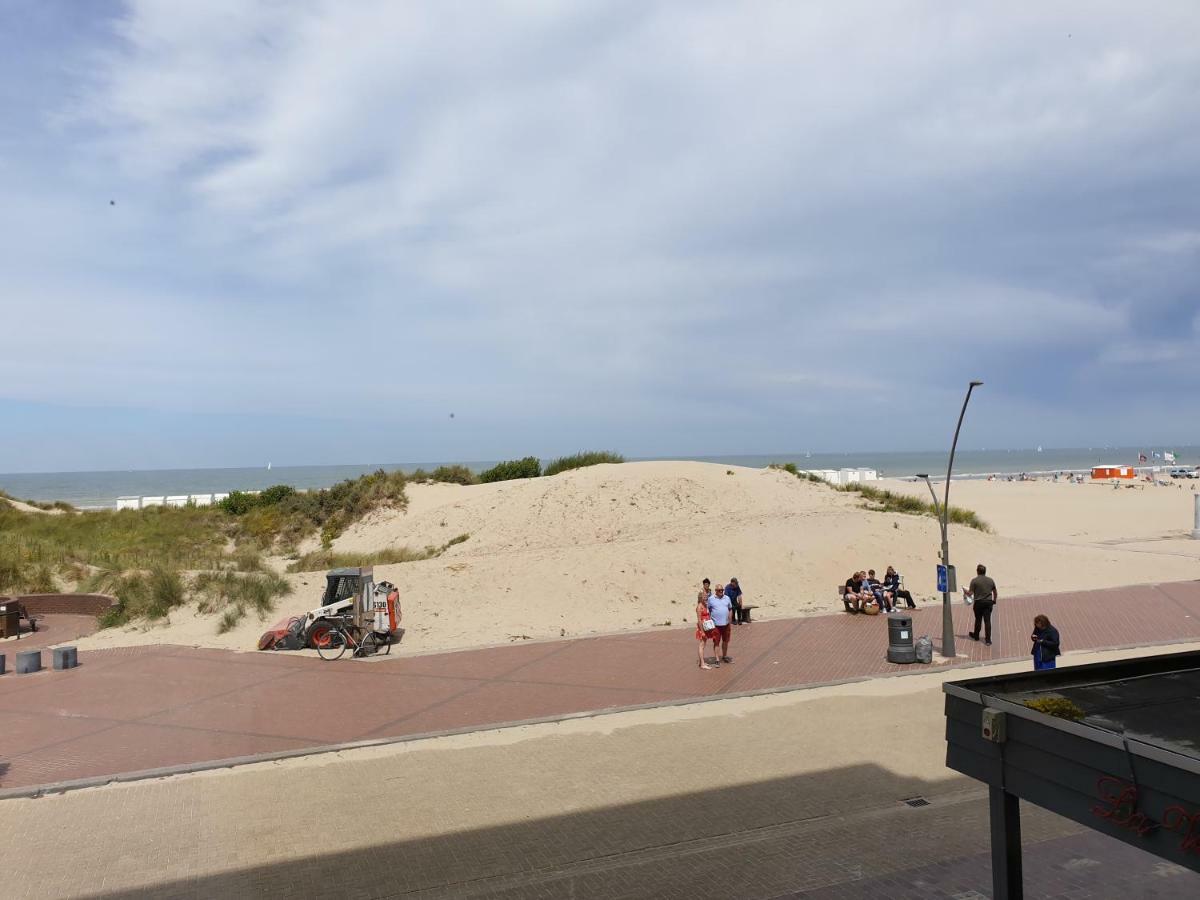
<box><xmin>322</xmin><ymin>567</ymin><xmax>374</xmax><ymax>607</ymax></box>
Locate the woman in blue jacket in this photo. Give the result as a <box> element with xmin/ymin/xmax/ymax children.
<box><xmin>1031</xmin><ymin>614</ymin><xmax>1061</xmax><ymax>670</ymax></box>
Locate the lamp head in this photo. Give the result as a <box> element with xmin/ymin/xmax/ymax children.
<box><xmin>969</xmin><ymin>380</ymin><xmax>983</xmax><ymax>387</ymax></box>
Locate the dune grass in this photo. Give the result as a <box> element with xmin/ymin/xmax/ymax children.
<box><xmin>193</xmin><ymin>569</ymin><xmax>292</xmax><ymax>633</ymax></box>
<box><xmin>286</xmin><ymin>533</ymin><xmax>470</xmax><ymax>573</ymax></box>
<box><xmin>544</xmin><ymin>451</ymin><xmax>625</xmax><ymax>477</ymax></box>
<box><xmin>0</xmin><ymin>469</ymin><xmax>415</xmax><ymax>631</ymax></box>
<box><xmin>770</xmin><ymin>463</ymin><xmax>990</xmax><ymax>532</ymax></box>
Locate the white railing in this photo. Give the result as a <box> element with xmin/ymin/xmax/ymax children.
<box><xmin>115</xmin><ymin>490</ymin><xmax>251</xmax><ymax>510</ymax></box>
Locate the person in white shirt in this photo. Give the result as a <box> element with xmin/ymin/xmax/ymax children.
<box><xmin>707</xmin><ymin>583</ymin><xmax>734</xmax><ymax>665</ymax></box>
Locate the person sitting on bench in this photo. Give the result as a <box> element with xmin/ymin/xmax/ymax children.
<box><xmin>843</xmin><ymin>572</ymin><xmax>868</xmax><ymax>612</ymax></box>
<box><xmin>865</xmin><ymin>569</ymin><xmax>894</xmax><ymax>613</ymax></box>
<box><xmin>883</xmin><ymin>566</ymin><xmax>915</xmax><ymax>608</ymax></box>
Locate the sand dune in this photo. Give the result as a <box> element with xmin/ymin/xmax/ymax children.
<box><xmin>75</xmin><ymin>461</ymin><xmax>1200</xmax><ymax>655</ymax></box>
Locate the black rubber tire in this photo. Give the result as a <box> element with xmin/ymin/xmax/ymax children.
<box><xmin>306</xmin><ymin>619</ymin><xmax>336</xmax><ymax>650</ymax></box>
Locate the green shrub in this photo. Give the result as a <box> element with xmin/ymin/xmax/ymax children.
<box><xmin>479</xmin><ymin>456</ymin><xmax>542</xmax><ymax>483</ymax></box>
<box><xmin>431</xmin><ymin>464</ymin><xmax>477</xmax><ymax>485</ymax></box>
<box><xmin>544</xmin><ymin>451</ymin><xmax>624</xmax><ymax>477</ymax></box>
<box><xmin>218</xmin><ymin>490</ymin><xmax>258</xmax><ymax>515</ymax></box>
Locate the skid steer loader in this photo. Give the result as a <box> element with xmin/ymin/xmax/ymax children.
<box><xmin>257</xmin><ymin>566</ymin><xmax>401</xmax><ymax>653</ymax></box>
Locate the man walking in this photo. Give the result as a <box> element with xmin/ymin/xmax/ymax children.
<box><xmin>708</xmin><ymin>582</ymin><xmax>734</xmax><ymax>664</ymax></box>
<box><xmin>967</xmin><ymin>563</ymin><xmax>998</xmax><ymax>645</ymax></box>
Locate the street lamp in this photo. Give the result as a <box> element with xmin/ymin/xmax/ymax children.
<box><xmin>918</xmin><ymin>380</ymin><xmax>983</xmax><ymax>659</ymax></box>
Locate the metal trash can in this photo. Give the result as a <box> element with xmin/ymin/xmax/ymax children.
<box><xmin>887</xmin><ymin>613</ymin><xmax>916</xmax><ymax>664</ymax></box>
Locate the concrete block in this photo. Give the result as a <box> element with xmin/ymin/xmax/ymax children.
<box><xmin>53</xmin><ymin>646</ymin><xmax>70</xmax><ymax>670</ymax></box>
<box><xmin>65</xmin><ymin>646</ymin><xmax>78</xmax><ymax>668</ymax></box>
<box><xmin>0</xmin><ymin>653</ymin><xmax>5</xmax><ymax>675</ymax></box>
<box><xmin>16</xmin><ymin>649</ymin><xmax>41</xmax><ymax>674</ymax></box>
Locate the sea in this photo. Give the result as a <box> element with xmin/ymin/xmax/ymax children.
<box><xmin>2</xmin><ymin>447</ymin><xmax>1196</xmax><ymax>510</ymax></box>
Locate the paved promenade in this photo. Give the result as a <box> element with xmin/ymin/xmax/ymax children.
<box><xmin>1</xmin><ymin>579</ymin><xmax>1198</xmax><ymax>793</ymax></box>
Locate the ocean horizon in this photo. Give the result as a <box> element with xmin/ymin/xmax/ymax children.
<box><xmin>2</xmin><ymin>446</ymin><xmax>1196</xmax><ymax>509</ymax></box>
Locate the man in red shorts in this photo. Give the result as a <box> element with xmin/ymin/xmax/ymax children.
<box><xmin>708</xmin><ymin>582</ymin><xmax>734</xmax><ymax>665</ymax></box>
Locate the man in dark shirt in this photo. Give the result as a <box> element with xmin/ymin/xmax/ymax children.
<box><xmin>726</xmin><ymin>578</ymin><xmax>745</xmax><ymax>624</ymax></box>
<box><xmin>967</xmin><ymin>564</ymin><xmax>998</xmax><ymax>645</ymax></box>
<box><xmin>843</xmin><ymin>573</ymin><xmax>865</xmax><ymax>612</ymax></box>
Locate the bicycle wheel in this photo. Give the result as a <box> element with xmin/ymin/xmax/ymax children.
<box><xmin>316</xmin><ymin>626</ymin><xmax>349</xmax><ymax>661</ymax></box>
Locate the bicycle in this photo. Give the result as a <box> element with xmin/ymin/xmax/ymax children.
<box><xmin>314</xmin><ymin>615</ymin><xmax>394</xmax><ymax>661</ymax></box>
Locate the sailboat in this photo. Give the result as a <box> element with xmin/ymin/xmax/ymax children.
<box><xmin>1036</xmin><ymin>446</ymin><xmax>1042</xmax><ymax>453</ymax></box>
<box><xmin>266</xmin><ymin>462</ymin><xmax>272</xmax><ymax>471</ymax></box>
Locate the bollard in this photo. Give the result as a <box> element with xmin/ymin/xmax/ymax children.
<box><xmin>1193</xmin><ymin>494</ymin><xmax>1200</xmax><ymax>540</ymax></box>
<box><xmin>65</xmin><ymin>646</ymin><xmax>78</xmax><ymax>668</ymax></box>
<box><xmin>0</xmin><ymin>653</ymin><xmax>5</xmax><ymax>675</ymax></box>
<box><xmin>52</xmin><ymin>647</ymin><xmax>71</xmax><ymax>670</ymax></box>
<box><xmin>16</xmin><ymin>649</ymin><xmax>42</xmax><ymax>675</ymax></box>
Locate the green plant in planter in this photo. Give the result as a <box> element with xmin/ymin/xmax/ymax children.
<box><xmin>1023</xmin><ymin>696</ymin><xmax>1085</xmax><ymax>721</ymax></box>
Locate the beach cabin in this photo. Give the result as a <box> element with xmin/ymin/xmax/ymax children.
<box><xmin>1091</xmin><ymin>464</ymin><xmax>1135</xmax><ymax>480</ymax></box>
<box><xmin>165</xmin><ymin>495</ymin><xmax>190</xmax><ymax>508</ymax></box>
<box><xmin>116</xmin><ymin>496</ymin><xmax>140</xmax><ymax>511</ymax></box>
<box><xmin>213</xmin><ymin>493</ymin><xmax>229</xmax><ymax>503</ymax></box>
<box><xmin>839</xmin><ymin>468</ymin><xmax>861</xmax><ymax>484</ymax></box>
<box><xmin>856</xmin><ymin>468</ymin><xmax>879</xmax><ymax>482</ymax></box>
<box><xmin>190</xmin><ymin>494</ymin><xmax>213</xmax><ymax>506</ymax></box>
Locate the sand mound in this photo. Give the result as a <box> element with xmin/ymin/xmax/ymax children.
<box><xmin>74</xmin><ymin>462</ymin><xmax>1200</xmax><ymax>655</ymax></box>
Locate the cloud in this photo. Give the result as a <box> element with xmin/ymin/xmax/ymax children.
<box><xmin>1</xmin><ymin>0</ymin><xmax>1199</xmax><ymax>468</ymax></box>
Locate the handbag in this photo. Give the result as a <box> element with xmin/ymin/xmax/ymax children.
<box><xmin>701</xmin><ymin>617</ymin><xmax>716</xmax><ymax>632</ymax></box>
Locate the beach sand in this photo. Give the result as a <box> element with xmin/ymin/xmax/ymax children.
<box><xmin>73</xmin><ymin>461</ymin><xmax>1200</xmax><ymax>655</ymax></box>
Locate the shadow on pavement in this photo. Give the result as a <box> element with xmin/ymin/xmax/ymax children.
<box><xmin>78</xmin><ymin>762</ymin><xmax>1199</xmax><ymax>900</ymax></box>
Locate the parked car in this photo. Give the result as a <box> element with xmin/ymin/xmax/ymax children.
<box><xmin>1168</xmin><ymin>468</ymin><xmax>1198</xmax><ymax>479</ymax></box>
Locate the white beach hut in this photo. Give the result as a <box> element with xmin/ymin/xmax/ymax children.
<box><xmin>856</xmin><ymin>468</ymin><xmax>879</xmax><ymax>482</ymax></box>
<box><xmin>116</xmin><ymin>496</ymin><xmax>140</xmax><ymax>511</ymax></box>
<box><xmin>165</xmin><ymin>495</ymin><xmax>190</xmax><ymax>508</ymax></box>
<box><xmin>212</xmin><ymin>493</ymin><xmax>229</xmax><ymax>503</ymax></box>
<box><xmin>190</xmin><ymin>494</ymin><xmax>213</xmax><ymax>506</ymax></box>
<box><xmin>839</xmin><ymin>468</ymin><xmax>861</xmax><ymax>484</ymax></box>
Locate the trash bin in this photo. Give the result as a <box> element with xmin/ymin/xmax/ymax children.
<box><xmin>887</xmin><ymin>612</ymin><xmax>916</xmax><ymax>663</ymax></box>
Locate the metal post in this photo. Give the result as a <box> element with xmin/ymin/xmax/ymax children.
<box><xmin>940</xmin><ymin>380</ymin><xmax>982</xmax><ymax>659</ymax></box>
<box><xmin>989</xmin><ymin>786</ymin><xmax>1023</xmax><ymax>899</ymax></box>
<box><xmin>1192</xmin><ymin>494</ymin><xmax>1200</xmax><ymax>540</ymax></box>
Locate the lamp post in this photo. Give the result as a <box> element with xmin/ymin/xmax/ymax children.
<box><xmin>917</xmin><ymin>379</ymin><xmax>983</xmax><ymax>659</ymax></box>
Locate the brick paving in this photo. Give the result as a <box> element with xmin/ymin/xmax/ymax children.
<box><xmin>0</xmin><ymin>613</ymin><xmax>98</xmax><ymax>654</ymax></box>
<box><xmin>0</xmin><ymin>579</ymin><xmax>1198</xmax><ymax>793</ymax></box>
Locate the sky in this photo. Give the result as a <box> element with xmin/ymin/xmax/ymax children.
<box><xmin>2</xmin><ymin>1</ymin><xmax>1199</xmax><ymax>473</ymax></box>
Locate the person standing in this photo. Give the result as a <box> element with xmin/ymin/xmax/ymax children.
<box><xmin>967</xmin><ymin>564</ymin><xmax>998</xmax><ymax>645</ymax></box>
<box><xmin>695</xmin><ymin>590</ymin><xmax>716</xmax><ymax>670</ymax></box>
<box><xmin>726</xmin><ymin>577</ymin><xmax>745</xmax><ymax>624</ymax></box>
<box><xmin>1031</xmin><ymin>615</ymin><xmax>1061</xmax><ymax>670</ymax></box>
<box><xmin>708</xmin><ymin>582</ymin><xmax>734</xmax><ymax>664</ymax></box>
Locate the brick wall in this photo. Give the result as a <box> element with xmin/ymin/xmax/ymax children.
<box><xmin>4</xmin><ymin>593</ymin><xmax>117</xmax><ymax>616</ymax></box>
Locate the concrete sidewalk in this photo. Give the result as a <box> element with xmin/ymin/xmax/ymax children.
<box><xmin>1</xmin><ymin>579</ymin><xmax>1199</xmax><ymax>794</ymax></box>
<box><xmin>2</xmin><ymin>644</ymin><xmax>1197</xmax><ymax>899</ymax></box>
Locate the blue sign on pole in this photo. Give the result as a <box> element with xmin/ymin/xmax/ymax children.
<box><xmin>937</xmin><ymin>564</ymin><xmax>948</xmax><ymax>593</ymax></box>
